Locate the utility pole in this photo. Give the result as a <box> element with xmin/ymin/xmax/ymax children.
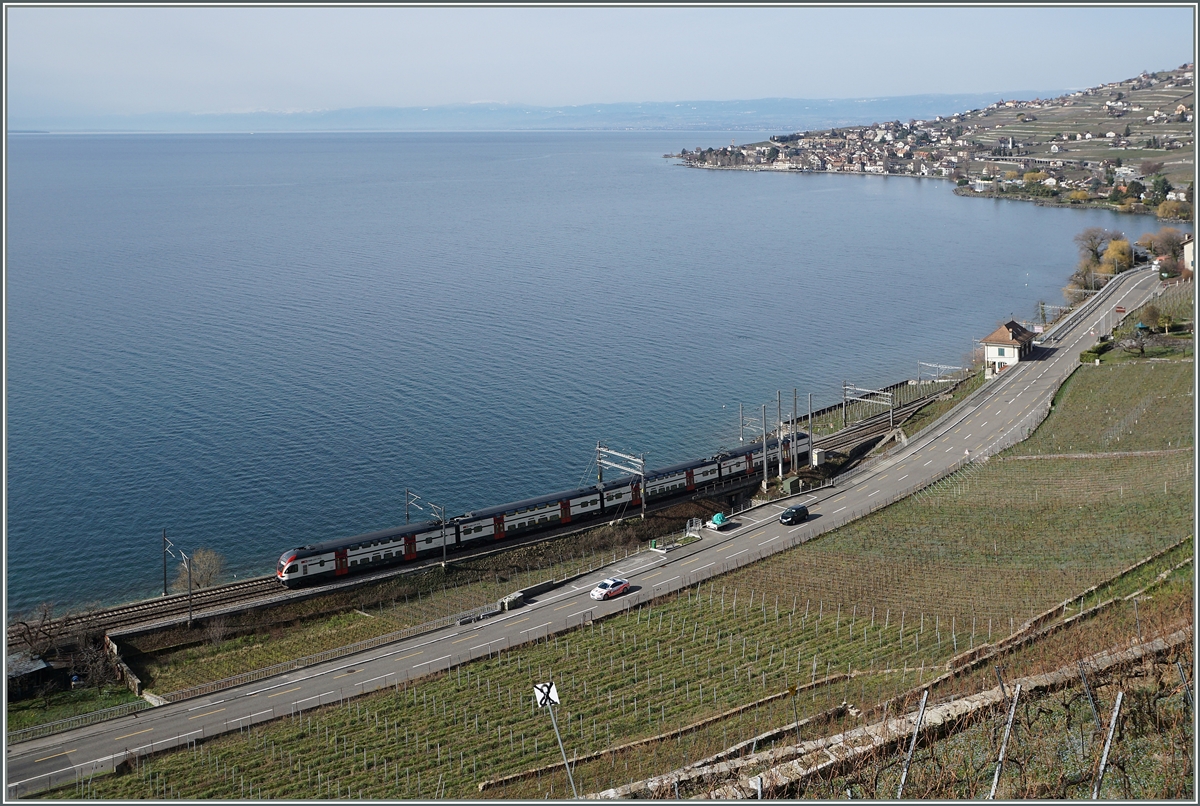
<box><xmin>792</xmin><ymin>388</ymin><xmax>798</xmax><ymax>470</ymax></box>
<box><xmin>761</xmin><ymin>404</ymin><xmax>768</xmax><ymax>491</ymax></box>
<box><xmin>428</xmin><ymin>502</ymin><xmax>449</xmax><ymax>566</ymax></box>
<box><xmin>163</xmin><ymin>534</ymin><xmax>193</xmax><ymax>627</ymax></box>
<box><xmin>777</xmin><ymin>390</ymin><xmax>784</xmax><ymax>480</ymax></box>
<box><xmin>406</xmin><ymin>489</ymin><xmax>425</xmax><ymax>525</ymax></box>
<box><xmin>162</xmin><ymin>529</ymin><xmax>168</xmax><ymax>597</ymax></box>
<box><xmin>597</xmin><ymin>444</ymin><xmax>646</xmax><ymax>520</ymax></box>
<box><xmin>808</xmin><ymin>392</ymin><xmax>812</xmax><ymax>451</ymax></box>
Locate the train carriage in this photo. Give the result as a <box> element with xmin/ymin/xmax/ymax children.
<box><xmin>276</xmin><ymin>431</ymin><xmax>808</xmax><ymax>588</ymax></box>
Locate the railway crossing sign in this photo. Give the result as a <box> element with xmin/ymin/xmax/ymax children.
<box><xmin>533</xmin><ymin>682</ymin><xmax>559</xmax><ymax>708</ymax></box>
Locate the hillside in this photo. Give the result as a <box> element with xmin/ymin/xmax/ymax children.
<box><xmin>682</xmin><ymin>64</ymin><xmax>1194</xmax><ymax>218</ymax></box>
<box><xmin>44</xmin><ymin>343</ymin><xmax>1194</xmax><ymax>800</ymax></box>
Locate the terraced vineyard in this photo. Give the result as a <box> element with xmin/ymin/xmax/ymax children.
<box><xmin>48</xmin><ymin>361</ymin><xmax>1194</xmax><ymax>800</ymax></box>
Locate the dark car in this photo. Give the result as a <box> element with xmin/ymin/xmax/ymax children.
<box><xmin>779</xmin><ymin>505</ymin><xmax>809</xmax><ymax>525</ymax></box>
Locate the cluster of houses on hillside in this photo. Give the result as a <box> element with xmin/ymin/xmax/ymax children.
<box><xmin>679</xmin><ymin>67</ymin><xmax>1194</xmax><ymax>201</ymax></box>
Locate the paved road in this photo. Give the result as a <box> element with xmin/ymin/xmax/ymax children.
<box><xmin>5</xmin><ymin>268</ymin><xmax>1162</xmax><ymax>798</ymax></box>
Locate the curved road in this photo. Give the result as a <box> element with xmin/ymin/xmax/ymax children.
<box><xmin>5</xmin><ymin>267</ymin><xmax>1162</xmax><ymax>798</ymax></box>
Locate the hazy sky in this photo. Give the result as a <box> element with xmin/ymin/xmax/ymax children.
<box><xmin>6</xmin><ymin>5</ymin><xmax>1196</xmax><ymax>118</ymax></box>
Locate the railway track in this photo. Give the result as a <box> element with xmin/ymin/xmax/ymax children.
<box><xmin>813</xmin><ymin>394</ymin><xmax>935</xmax><ymax>455</ymax></box>
<box><xmin>9</xmin><ymin>379</ymin><xmax>965</xmax><ymax>652</ymax></box>
<box><xmin>6</xmin><ymin>577</ymin><xmax>284</xmax><ymax>648</ymax></box>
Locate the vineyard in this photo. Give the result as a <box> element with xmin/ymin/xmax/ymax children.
<box><xmin>47</xmin><ymin>361</ymin><xmax>1193</xmax><ymax>799</ymax></box>
<box><xmin>767</xmin><ymin>566</ymin><xmax>1195</xmax><ymax>800</ymax></box>
<box><xmin>124</xmin><ymin>501</ymin><xmax>720</xmax><ymax>694</ymax></box>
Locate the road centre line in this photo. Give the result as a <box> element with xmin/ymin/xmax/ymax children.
<box><xmin>451</xmin><ymin>635</ymin><xmax>475</xmax><ymax>643</ymax></box>
<box><xmin>552</xmin><ymin>602</ymin><xmax>575</xmax><ymax>611</ymax></box>
<box><xmin>34</xmin><ymin>750</ymin><xmax>76</xmax><ymax>763</ymax></box>
<box><xmin>643</xmin><ymin>571</ymin><xmax>662</xmax><ymax>580</ymax></box>
<box><xmin>680</xmin><ymin>556</ymin><xmax>705</xmax><ymax>566</ymax></box>
<box><xmin>113</xmin><ymin>728</ymin><xmax>153</xmax><ymax>741</ymax></box>
<box><xmin>267</xmin><ymin>686</ymin><xmax>303</xmax><ymax>698</ymax></box>
<box><xmin>189</xmin><ymin>708</ymin><xmax>225</xmax><ymax>720</ymax></box>
<box><xmin>509</xmin><ymin>617</ymin><xmax>529</xmax><ymax>625</ymax></box>
<box><xmin>333</xmin><ymin>669</ymin><xmax>358</xmax><ymax>679</ymax></box>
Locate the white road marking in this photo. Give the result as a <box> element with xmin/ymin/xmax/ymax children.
<box><xmin>898</xmin><ymin>474</ymin><xmax>908</xmax><ymax>481</ymax></box>
<box><xmin>759</xmin><ymin>536</ymin><xmax>780</xmax><ymax>545</ymax></box>
<box><xmin>832</xmin><ymin>506</ymin><xmax>846</xmax><ymax>514</ymax></box>
<box><xmin>726</xmin><ymin>549</ymin><xmax>749</xmax><ymax>559</ymax></box>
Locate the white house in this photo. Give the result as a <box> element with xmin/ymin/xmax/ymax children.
<box><xmin>981</xmin><ymin>320</ymin><xmax>1036</xmax><ymax>378</ymax></box>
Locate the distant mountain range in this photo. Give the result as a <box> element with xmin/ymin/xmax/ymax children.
<box><xmin>8</xmin><ymin>92</ymin><xmax>1068</xmax><ymax>134</ymax></box>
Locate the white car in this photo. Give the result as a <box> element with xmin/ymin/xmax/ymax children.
<box><xmin>590</xmin><ymin>578</ymin><xmax>630</xmax><ymax>600</ymax></box>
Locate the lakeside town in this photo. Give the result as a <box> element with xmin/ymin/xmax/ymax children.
<box><xmin>677</xmin><ymin>64</ymin><xmax>1195</xmax><ymax>221</ymax></box>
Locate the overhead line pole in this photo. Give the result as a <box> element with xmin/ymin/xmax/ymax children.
<box><xmin>761</xmin><ymin>404</ymin><xmax>768</xmax><ymax>491</ymax></box>
<box><xmin>777</xmin><ymin>390</ymin><xmax>784</xmax><ymax>480</ymax></box>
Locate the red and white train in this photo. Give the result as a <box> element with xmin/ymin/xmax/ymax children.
<box><xmin>276</xmin><ymin>433</ymin><xmax>809</xmax><ymax>586</ymax></box>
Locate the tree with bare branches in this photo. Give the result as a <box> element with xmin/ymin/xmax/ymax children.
<box><xmin>171</xmin><ymin>547</ymin><xmax>226</xmax><ymax>592</ymax></box>
<box><xmin>11</xmin><ymin>602</ymin><xmax>73</xmax><ymax>658</ymax></box>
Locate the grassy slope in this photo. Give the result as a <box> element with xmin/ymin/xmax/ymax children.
<box><xmin>6</xmin><ymin>686</ymin><xmax>140</xmax><ymax>733</ymax></box>
<box><xmin>40</xmin><ymin>360</ymin><xmax>1193</xmax><ymax>800</ymax></box>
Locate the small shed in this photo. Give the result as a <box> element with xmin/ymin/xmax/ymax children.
<box><xmin>981</xmin><ymin>320</ymin><xmax>1036</xmax><ymax>377</ymax></box>
<box><xmin>7</xmin><ymin>651</ymin><xmax>53</xmax><ymax>700</ymax></box>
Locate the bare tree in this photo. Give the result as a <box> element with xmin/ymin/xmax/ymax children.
<box><xmin>11</xmin><ymin>602</ymin><xmax>72</xmax><ymax>658</ymax></box>
<box><xmin>205</xmin><ymin>615</ymin><xmax>230</xmax><ymax>646</ymax></box>
<box><xmin>70</xmin><ymin>634</ymin><xmax>116</xmax><ymax>692</ymax></box>
<box><xmin>171</xmin><ymin>547</ymin><xmax>226</xmax><ymax>592</ymax></box>
<box><xmin>1137</xmin><ymin>228</ymin><xmax>1186</xmax><ymax>261</ymax></box>
<box><xmin>1074</xmin><ymin>228</ymin><xmax>1121</xmax><ymax>264</ymax></box>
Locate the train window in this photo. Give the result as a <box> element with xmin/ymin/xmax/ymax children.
<box><xmin>319</xmin><ymin>560</ymin><xmax>325</xmax><ymax>567</ymax></box>
<box><xmin>285</xmin><ymin>564</ymin><xmax>297</xmax><ymax>574</ymax></box>
<box><xmin>425</xmin><ymin>536</ymin><xmax>433</xmax><ymax>544</ymax></box>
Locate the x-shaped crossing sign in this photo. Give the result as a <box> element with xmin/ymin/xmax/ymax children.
<box><xmin>533</xmin><ymin>681</ymin><xmax>559</xmax><ymax>708</ymax></box>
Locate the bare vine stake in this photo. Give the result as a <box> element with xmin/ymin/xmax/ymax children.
<box><xmin>1177</xmin><ymin>661</ymin><xmax>1193</xmax><ymax>708</ymax></box>
<box><xmin>994</xmin><ymin>666</ymin><xmax>1009</xmax><ymax>701</ymax></box>
<box><xmin>896</xmin><ymin>689</ymin><xmax>929</xmax><ymax>799</ymax></box>
<box><xmin>988</xmin><ymin>683</ymin><xmax>1021</xmax><ymax>800</ymax></box>
<box><xmin>1078</xmin><ymin>662</ymin><xmax>1103</xmax><ymax>733</ymax></box>
<box><xmin>1092</xmin><ymin>691</ymin><xmax>1124</xmax><ymax>800</ymax></box>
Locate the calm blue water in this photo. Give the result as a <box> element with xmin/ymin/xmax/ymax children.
<box><xmin>5</xmin><ymin>131</ymin><xmax>1184</xmax><ymax>614</ymax></box>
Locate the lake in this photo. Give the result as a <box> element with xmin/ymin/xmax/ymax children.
<box><xmin>5</xmin><ymin>131</ymin><xmax>1183</xmax><ymax>614</ymax></box>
